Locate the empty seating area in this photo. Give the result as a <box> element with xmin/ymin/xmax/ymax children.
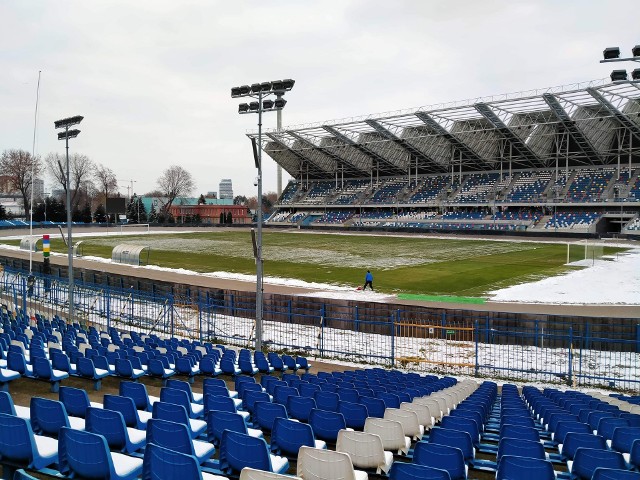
<box><xmin>507</xmin><ymin>171</ymin><xmax>552</xmax><ymax>202</ymax></box>
<box><xmin>566</xmin><ymin>169</ymin><xmax>615</xmax><ymax>202</ymax></box>
<box><xmin>368</xmin><ymin>179</ymin><xmax>406</xmax><ymax>204</ymax></box>
<box><xmin>408</xmin><ymin>176</ymin><xmax>449</xmax><ymax>203</ymax></box>
<box><xmin>625</xmin><ymin>218</ymin><xmax>640</xmax><ymax>231</ymax></box>
<box><xmin>453</xmin><ymin>173</ymin><xmax>500</xmax><ymax>203</ymax></box>
<box><xmin>313</xmin><ymin>210</ymin><xmax>355</xmax><ymax>224</ymax></box>
<box><xmin>544</xmin><ymin>211</ymin><xmax>600</xmax><ymax>230</ymax></box>
<box><xmin>299</xmin><ymin>182</ymin><xmax>333</xmax><ymax>204</ymax></box>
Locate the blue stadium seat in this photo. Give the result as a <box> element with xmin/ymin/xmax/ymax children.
<box><xmin>203</xmin><ymin>378</ymin><xmax>238</xmax><ymax>398</ymax></box>
<box><xmin>167</xmin><ymin>378</ymin><xmax>204</xmax><ymax>404</ymax></box>
<box><xmin>282</xmin><ymin>355</ymin><xmax>299</xmax><ymax>372</ymax></box>
<box><xmin>58</xmin><ymin>427</ymin><xmax>143</xmax><ymax>480</ymax></box>
<box><xmin>496</xmin><ymin>455</ymin><xmax>554</xmax><ymax>480</ymax></box>
<box><xmin>33</xmin><ymin>356</ymin><xmax>68</xmax><ymax>392</ymax></box>
<box><xmin>152</xmin><ymin>402</ymin><xmax>207</xmax><ymax>439</ymax></box>
<box><xmin>205</xmin><ymin>394</ymin><xmax>251</xmax><ymax>423</ymax></box>
<box><xmin>360</xmin><ymin>396</ymin><xmax>386</xmax><ymax>418</ymax></box>
<box><xmin>597</xmin><ymin>417</ymin><xmax>629</xmax><ymax>440</ymax></box>
<box><xmin>308</xmin><ymin>408</ymin><xmax>348</xmax><ymax>443</ymax></box>
<box><xmin>440</xmin><ymin>416</ymin><xmax>480</xmax><ymax>446</ymax></box>
<box><xmin>219</xmin><ymin>430</ymin><xmax>289</xmax><ymax>475</ymax></box>
<box><xmin>30</xmin><ymin>397</ymin><xmax>85</xmax><ymax>436</ymax></box>
<box><xmin>287</xmin><ymin>395</ymin><xmax>316</xmax><ymax>422</ymax></box>
<box><xmin>148</xmin><ymin>358</ymin><xmax>176</xmax><ymax>381</ymax></box>
<box><xmin>591</xmin><ymin>469</ymin><xmax>640</xmax><ymax>480</ymax></box>
<box><xmin>389</xmin><ymin>462</ymin><xmax>451</xmax><ymax>480</ymax></box>
<box><xmin>561</xmin><ymin>432</ymin><xmax>607</xmax><ymax>460</ymax></box>
<box><xmin>314</xmin><ymin>391</ymin><xmax>340</xmax><ymax>412</ymax></box>
<box><xmin>0</xmin><ymin>390</ymin><xmax>30</xmax><ymax>419</ymax></box>
<box><xmin>254</xmin><ymin>401</ymin><xmax>289</xmax><ymax>432</ymax></box>
<box><xmin>273</xmin><ymin>385</ymin><xmax>299</xmax><ymax>406</ymax></box>
<box><xmin>571</xmin><ymin>447</ymin><xmax>627</xmax><ymax>480</ymax></box>
<box><xmin>160</xmin><ymin>387</ymin><xmax>204</xmax><ymax>419</ymax></box>
<box><xmin>271</xmin><ymin>417</ymin><xmax>327</xmax><ymax>457</ymax></box>
<box><xmin>244</xmin><ymin>390</ymin><xmax>271</xmax><ymax>414</ymax></box>
<box><xmin>175</xmin><ymin>357</ymin><xmax>200</xmax><ymax>383</ymax></box>
<box><xmin>206</xmin><ymin>410</ymin><xmax>263</xmax><ymax>447</ymax></box>
<box><xmin>0</xmin><ymin>413</ymin><xmax>58</xmax><ymax>477</ymax></box>
<box><xmin>413</xmin><ymin>442</ymin><xmax>467</xmax><ymax>480</ymax></box>
<box><xmin>499</xmin><ymin>423</ymin><xmax>540</xmax><ymax>442</ymax></box>
<box><xmin>146</xmin><ymin>418</ymin><xmax>214</xmax><ymax>464</ymax></box>
<box><xmin>611</xmin><ymin>427</ymin><xmax>640</xmax><ymax>454</ymax></box>
<box><xmin>0</xmin><ymin>366</ymin><xmax>20</xmax><ymax>392</ymax></box>
<box><xmin>429</xmin><ymin>427</ymin><xmax>474</xmax><ymax>462</ymax></box>
<box><xmin>59</xmin><ymin>386</ymin><xmax>101</xmax><ymax>418</ymax></box>
<box><xmin>554</xmin><ymin>421</ymin><xmax>591</xmax><ymax>444</ymax></box>
<box><xmin>497</xmin><ymin>437</ymin><xmax>546</xmax><ymax>461</ymax></box>
<box><xmin>338</xmin><ymin>401</ymin><xmax>369</xmax><ymax>430</ymax></box>
<box><xmin>115</xmin><ymin>358</ymin><xmax>145</xmax><ymax>380</ymax></box>
<box><xmin>199</xmin><ymin>356</ymin><xmax>222</xmax><ymax>377</ymax></box>
<box><xmin>85</xmin><ymin>406</ymin><xmax>145</xmax><ymax>454</ymax></box>
<box><xmin>76</xmin><ymin>357</ymin><xmax>109</xmax><ymax>390</ymax></box>
<box><xmin>142</xmin><ymin>443</ymin><xmax>227</xmax><ymax>480</ymax></box>
<box><xmin>103</xmin><ymin>394</ymin><xmax>151</xmax><ymax>430</ymax></box>
<box><xmin>120</xmin><ymin>381</ymin><xmax>159</xmax><ymax>411</ymax></box>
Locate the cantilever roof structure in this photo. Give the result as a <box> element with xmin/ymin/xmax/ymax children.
<box><xmin>248</xmin><ymin>80</ymin><xmax>640</xmax><ymax>180</ymax></box>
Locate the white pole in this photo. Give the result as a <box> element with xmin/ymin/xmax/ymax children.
<box><xmin>29</xmin><ymin>71</ymin><xmax>42</xmax><ymax>274</ymax></box>
<box><xmin>566</xmin><ymin>243</ymin><xmax>570</xmax><ymax>264</ymax></box>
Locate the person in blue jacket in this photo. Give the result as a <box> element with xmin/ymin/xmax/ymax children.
<box><xmin>363</xmin><ymin>270</ymin><xmax>374</xmax><ymax>291</ymax></box>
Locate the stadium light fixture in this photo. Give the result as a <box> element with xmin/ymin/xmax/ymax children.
<box><xmin>603</xmin><ymin>47</ymin><xmax>620</xmax><ymax>60</ymax></box>
<box><xmin>632</xmin><ymin>68</ymin><xmax>640</xmax><ymax>81</ymax></box>
<box><xmin>611</xmin><ymin>70</ymin><xmax>628</xmax><ymax>82</ymax></box>
<box><xmin>633</xmin><ymin>45</ymin><xmax>640</xmax><ymax>57</ymax></box>
<box><xmin>231</xmin><ymin>78</ymin><xmax>294</xmax><ymax>351</ymax></box>
<box><xmin>600</xmin><ymin>43</ymin><xmax>640</xmax><ymax>65</ymax></box>
<box><xmin>54</xmin><ymin>114</ymin><xmax>84</xmax><ymax>324</ymax></box>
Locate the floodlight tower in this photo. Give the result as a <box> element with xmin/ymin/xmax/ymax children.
<box><xmin>600</xmin><ymin>45</ymin><xmax>640</xmax><ymax>81</ymax></box>
<box><xmin>54</xmin><ymin>115</ymin><xmax>83</xmax><ymax>323</ymax></box>
<box><xmin>231</xmin><ymin>79</ymin><xmax>295</xmax><ymax>350</ymax></box>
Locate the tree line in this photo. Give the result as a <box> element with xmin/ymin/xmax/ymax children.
<box><xmin>0</xmin><ymin>148</ymin><xmax>278</xmax><ymax>223</ymax></box>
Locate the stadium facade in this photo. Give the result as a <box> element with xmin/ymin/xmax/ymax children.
<box><xmin>253</xmin><ymin>79</ymin><xmax>640</xmax><ymax>235</ymax></box>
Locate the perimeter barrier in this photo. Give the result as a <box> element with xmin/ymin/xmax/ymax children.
<box><xmin>1</xmin><ymin>266</ymin><xmax>638</xmax><ymax>391</ymax></box>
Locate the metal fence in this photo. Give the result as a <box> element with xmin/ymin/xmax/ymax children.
<box><xmin>2</xmin><ymin>266</ymin><xmax>639</xmax><ymax>391</ymax></box>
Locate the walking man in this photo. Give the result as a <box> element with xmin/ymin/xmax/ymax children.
<box><xmin>363</xmin><ymin>270</ymin><xmax>374</xmax><ymax>291</ymax></box>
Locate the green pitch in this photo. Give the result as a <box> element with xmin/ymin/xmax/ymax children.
<box><xmin>3</xmin><ymin>231</ymin><xmax>624</xmax><ymax>298</ymax></box>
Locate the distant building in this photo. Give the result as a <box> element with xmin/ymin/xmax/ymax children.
<box><xmin>32</xmin><ymin>178</ymin><xmax>44</xmax><ymax>199</ymax></box>
<box><xmin>169</xmin><ymin>203</ymin><xmax>251</xmax><ymax>225</ymax></box>
<box><xmin>219</xmin><ymin>179</ymin><xmax>233</xmax><ymax>199</ymax></box>
<box><xmin>206</xmin><ymin>191</ymin><xmax>218</xmax><ymax>199</ymax></box>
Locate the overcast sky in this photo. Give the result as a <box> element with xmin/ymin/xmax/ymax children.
<box><xmin>1</xmin><ymin>0</ymin><xmax>638</xmax><ymax>198</ymax></box>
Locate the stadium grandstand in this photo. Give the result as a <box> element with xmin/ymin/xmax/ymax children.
<box><xmin>256</xmin><ymin>79</ymin><xmax>640</xmax><ymax>236</ymax></box>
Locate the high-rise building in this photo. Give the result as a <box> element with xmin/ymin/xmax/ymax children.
<box><xmin>32</xmin><ymin>178</ymin><xmax>44</xmax><ymax>199</ymax></box>
<box><xmin>219</xmin><ymin>179</ymin><xmax>233</xmax><ymax>199</ymax></box>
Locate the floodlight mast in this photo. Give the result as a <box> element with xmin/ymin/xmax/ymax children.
<box><xmin>231</xmin><ymin>79</ymin><xmax>294</xmax><ymax>351</ymax></box>
<box><xmin>600</xmin><ymin>44</ymin><xmax>640</xmax><ymax>82</ymax></box>
<box><xmin>54</xmin><ymin>115</ymin><xmax>83</xmax><ymax>324</ymax></box>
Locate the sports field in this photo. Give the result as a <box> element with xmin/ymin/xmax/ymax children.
<box><xmin>3</xmin><ymin>231</ymin><xmax>625</xmax><ymax>298</ymax></box>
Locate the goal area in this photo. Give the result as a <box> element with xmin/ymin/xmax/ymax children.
<box><xmin>566</xmin><ymin>240</ymin><xmax>604</xmax><ymax>264</ymax></box>
<box><xmin>119</xmin><ymin>223</ymin><xmax>150</xmax><ymax>235</ymax></box>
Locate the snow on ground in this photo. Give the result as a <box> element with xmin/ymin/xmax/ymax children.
<box><xmin>488</xmin><ymin>248</ymin><xmax>640</xmax><ymax>305</ymax></box>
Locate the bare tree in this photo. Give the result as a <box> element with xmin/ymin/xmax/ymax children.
<box><xmin>94</xmin><ymin>164</ymin><xmax>118</xmax><ymax>204</ymax></box>
<box><xmin>0</xmin><ymin>149</ymin><xmax>43</xmax><ymax>216</ymax></box>
<box><xmin>156</xmin><ymin>165</ymin><xmax>194</xmax><ymax>215</ymax></box>
<box><xmin>45</xmin><ymin>152</ymin><xmax>95</xmax><ymax>210</ymax></box>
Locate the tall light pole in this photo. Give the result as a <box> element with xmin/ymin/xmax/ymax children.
<box><xmin>231</xmin><ymin>79</ymin><xmax>294</xmax><ymax>350</ymax></box>
<box><xmin>54</xmin><ymin>115</ymin><xmax>83</xmax><ymax>323</ymax></box>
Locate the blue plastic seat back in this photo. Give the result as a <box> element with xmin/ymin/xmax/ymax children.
<box><xmin>273</xmin><ymin>385</ymin><xmax>299</xmax><ymax>405</ymax></box>
<box><xmin>377</xmin><ymin>392</ymin><xmax>401</xmax><ymax>409</ymax></box>
<box><xmin>220</xmin><ymin>358</ymin><xmax>238</xmax><ymax>375</ymax></box>
<box><xmin>244</xmin><ymin>390</ymin><xmax>271</xmax><ymax>413</ymax></box>
<box><xmin>314</xmin><ymin>391</ymin><xmax>340</xmax><ymax>412</ymax></box>
<box><xmin>413</xmin><ymin>442</ymin><xmax>466</xmax><ymax>480</ymax></box>
<box><xmin>591</xmin><ymin>468</ymin><xmax>640</xmax><ymax>480</ymax></box>
<box><xmin>562</xmin><ymin>432</ymin><xmax>607</xmax><ymax>460</ymax></box>
<box><xmin>0</xmin><ymin>391</ymin><xmax>16</xmax><ymax>415</ymax></box>
<box><xmin>338</xmin><ymin>401</ymin><xmax>369</xmax><ymax>430</ymax></box>
<box><xmin>597</xmin><ymin>417</ymin><xmax>629</xmax><ymax>440</ymax></box>
<box><xmin>267</xmin><ymin>353</ymin><xmax>285</xmax><ymax>370</ymax></box>
<box><xmin>204</xmin><ymin>384</ymin><xmax>231</xmax><ymax>400</ymax></box>
<box><xmin>33</xmin><ymin>357</ymin><xmax>53</xmax><ymax>379</ymax></box>
<box><xmin>282</xmin><ymin>355</ymin><xmax>298</xmax><ymax>371</ymax></box>
<box><xmin>389</xmin><ymin>462</ymin><xmax>451</xmax><ymax>480</ymax></box>
<box><xmin>296</xmin><ymin>356</ymin><xmax>309</xmax><ymax>370</ymax></box>
<box><xmin>271</xmin><ymin>417</ymin><xmax>316</xmax><ymax>457</ymax></box>
<box><xmin>0</xmin><ymin>413</ymin><xmax>37</xmax><ymax>466</ymax></box>
<box><xmin>337</xmin><ymin>388</ymin><xmax>359</xmax><ymax>403</ymax></box>
<box><xmin>498</xmin><ymin>414</ymin><xmax>535</xmax><ymax>429</ymax></box>
<box><xmin>30</xmin><ymin>397</ymin><xmax>69</xmax><ymax>436</ymax></box>
<box><xmin>287</xmin><ymin>396</ymin><xmax>316</xmax><ymax>422</ymax></box>
<box><xmin>77</xmin><ymin>357</ymin><xmax>97</xmax><ymax>378</ymax></box>
<box><xmin>160</xmin><ymin>387</ymin><xmax>191</xmax><ymax>413</ymax></box>
<box><xmin>176</xmin><ymin>357</ymin><xmax>195</xmax><ymax>375</ymax></box>
<box><xmin>167</xmin><ymin>379</ymin><xmax>196</xmax><ymax>402</ymax></box>
<box><xmin>441</xmin><ymin>416</ymin><xmax>480</xmax><ymax>446</ymax></box>
<box><xmin>7</xmin><ymin>351</ymin><xmax>28</xmax><ymax>374</ymax></box>
<box><xmin>51</xmin><ymin>352</ymin><xmax>72</xmax><ymax>372</ymax></box>
<box><xmin>116</xmin><ymin>358</ymin><xmax>134</xmax><ymax>377</ymax></box>
<box><xmin>143</xmin><ymin>443</ymin><xmax>203</xmax><ymax>480</ymax></box>
<box><xmin>152</xmin><ymin>401</ymin><xmax>190</xmax><ymax>427</ymax></box>
<box><xmin>93</xmin><ymin>355</ymin><xmax>111</xmax><ymax>372</ymax></box>
<box><xmin>611</xmin><ymin>427</ymin><xmax>640</xmax><ymax>454</ymax></box>
<box><xmin>207</xmin><ymin>410</ymin><xmax>247</xmax><ymax>446</ymax></box>
<box><xmin>255</xmin><ymin>401</ymin><xmax>288</xmax><ymax>432</ymax></box>
<box><xmin>205</xmin><ymin>394</ymin><xmax>237</xmax><ymax>414</ymax></box>
<box><xmin>238</xmin><ymin>381</ymin><xmax>262</xmax><ymax>399</ymax></box>
<box><xmin>588</xmin><ymin>412</ymin><xmax>616</xmax><ymax>432</ymax></box>
<box><xmin>572</xmin><ymin>448</ymin><xmax>626</xmax><ymax>480</ymax></box>
<box><xmin>499</xmin><ymin>423</ymin><xmax>540</xmax><ymax>442</ymax></box>
<box><xmin>299</xmin><ymin>383</ymin><xmax>320</xmax><ymax>398</ymax></box>
<box><xmin>219</xmin><ymin>430</ymin><xmax>272</xmax><ymax>474</ymax></box>
<box><xmin>430</xmin><ymin>426</ymin><xmax>474</xmax><ymax>461</ymax></box>
<box><xmin>103</xmin><ymin>394</ymin><xmax>139</xmax><ymax>428</ymax></box>
<box><xmin>555</xmin><ymin>421</ymin><xmax>591</xmax><ymax>444</ymax></box>
<box><xmin>86</xmin><ymin>407</ymin><xmax>128</xmax><ymax>451</ymax></box>
<box><xmin>199</xmin><ymin>356</ymin><xmax>217</xmax><ymax>375</ymax></box>
<box><xmin>309</xmin><ymin>408</ymin><xmax>346</xmax><ymax>442</ymax></box>
<box><xmin>360</xmin><ymin>396</ymin><xmax>386</xmax><ymax>418</ymax></box>
<box><xmin>496</xmin><ymin>455</ymin><xmax>555</xmax><ymax>480</ymax></box>
<box><xmin>58</xmin><ymin>427</ymin><xmax>115</xmax><ymax>478</ymax></box>
<box><xmin>203</xmin><ymin>378</ymin><xmax>228</xmax><ymax>391</ymax></box>
<box><xmin>59</xmin><ymin>386</ymin><xmax>91</xmax><ymax>418</ymax></box>
<box><xmin>497</xmin><ymin>437</ymin><xmax>546</xmax><ymax>461</ymax></box>
<box><xmin>120</xmin><ymin>381</ymin><xmax>151</xmax><ymax>410</ymax></box>
<box><xmin>146</xmin><ymin>418</ymin><xmax>194</xmax><ymax>456</ymax></box>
